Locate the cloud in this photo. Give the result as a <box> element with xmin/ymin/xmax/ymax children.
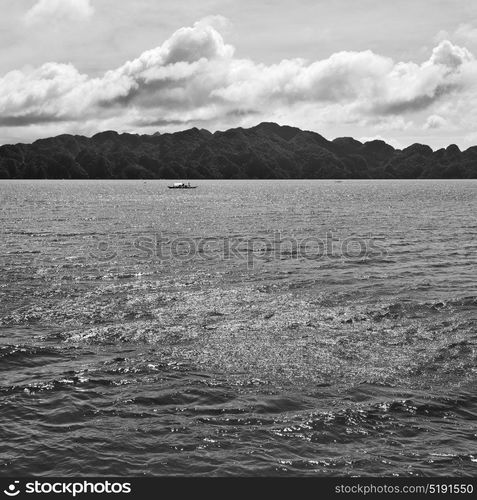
<box><xmin>424</xmin><ymin>114</ymin><xmax>448</xmax><ymax>129</ymax></box>
<box><xmin>454</xmin><ymin>24</ymin><xmax>477</xmax><ymax>45</ymax></box>
<box><xmin>436</xmin><ymin>23</ymin><xmax>477</xmax><ymax>47</ymax></box>
<box><xmin>24</xmin><ymin>0</ymin><xmax>94</xmax><ymax>25</ymax></box>
<box><xmin>1</xmin><ymin>17</ymin><xmax>476</xmax><ymax>142</ymax></box>
<box><xmin>429</xmin><ymin>40</ymin><xmax>473</xmax><ymax>69</ymax></box>
<box><xmin>360</xmin><ymin>115</ymin><xmax>413</xmax><ymax>131</ymax></box>
<box><xmin>0</xmin><ymin>62</ymin><xmax>88</xmax><ymax>119</ymax></box>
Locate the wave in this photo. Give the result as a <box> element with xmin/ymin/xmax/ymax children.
<box><xmin>353</xmin><ymin>296</ymin><xmax>477</xmax><ymax>323</ymax></box>
<box><xmin>0</xmin><ymin>345</ymin><xmax>65</xmax><ymax>368</ymax></box>
<box><xmin>269</xmin><ymin>386</ymin><xmax>477</xmax><ymax>449</ymax></box>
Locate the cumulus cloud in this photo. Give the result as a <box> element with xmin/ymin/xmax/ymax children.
<box><xmin>429</xmin><ymin>40</ymin><xmax>473</xmax><ymax>69</ymax></box>
<box><xmin>424</xmin><ymin>114</ymin><xmax>448</xmax><ymax>129</ymax></box>
<box><xmin>24</xmin><ymin>0</ymin><xmax>94</xmax><ymax>25</ymax></box>
<box><xmin>1</xmin><ymin>17</ymin><xmax>476</xmax><ymax>140</ymax></box>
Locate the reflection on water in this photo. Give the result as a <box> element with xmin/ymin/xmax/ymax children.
<box><xmin>0</xmin><ymin>179</ymin><xmax>476</xmax><ymax>476</ymax></box>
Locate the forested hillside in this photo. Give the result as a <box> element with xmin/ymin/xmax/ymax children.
<box><xmin>0</xmin><ymin>122</ymin><xmax>475</xmax><ymax>179</ymax></box>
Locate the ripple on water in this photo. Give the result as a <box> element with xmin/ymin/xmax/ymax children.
<box><xmin>1</xmin><ymin>180</ymin><xmax>476</xmax><ymax>476</ymax></box>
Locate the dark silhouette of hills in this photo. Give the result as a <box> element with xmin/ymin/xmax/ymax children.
<box><xmin>0</xmin><ymin>122</ymin><xmax>475</xmax><ymax>179</ymax></box>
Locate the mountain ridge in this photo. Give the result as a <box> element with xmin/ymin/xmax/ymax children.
<box><xmin>0</xmin><ymin>122</ymin><xmax>475</xmax><ymax>179</ymax></box>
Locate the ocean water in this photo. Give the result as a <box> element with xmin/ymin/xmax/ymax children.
<box><xmin>0</xmin><ymin>179</ymin><xmax>476</xmax><ymax>477</ymax></box>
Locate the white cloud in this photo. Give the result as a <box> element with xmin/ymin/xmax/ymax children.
<box><xmin>424</xmin><ymin>114</ymin><xmax>448</xmax><ymax>129</ymax></box>
<box><xmin>436</xmin><ymin>23</ymin><xmax>477</xmax><ymax>47</ymax></box>
<box><xmin>464</xmin><ymin>131</ymin><xmax>477</xmax><ymax>144</ymax></box>
<box><xmin>24</xmin><ymin>0</ymin><xmax>94</xmax><ymax>26</ymax></box>
<box><xmin>429</xmin><ymin>40</ymin><xmax>473</xmax><ymax>69</ymax></box>
<box><xmin>360</xmin><ymin>115</ymin><xmax>413</xmax><ymax>131</ymax></box>
<box><xmin>454</xmin><ymin>24</ymin><xmax>477</xmax><ymax>45</ymax></box>
<box><xmin>1</xmin><ymin>17</ymin><xmax>476</xmax><ymax>144</ymax></box>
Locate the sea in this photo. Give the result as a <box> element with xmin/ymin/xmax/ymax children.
<box><xmin>0</xmin><ymin>179</ymin><xmax>476</xmax><ymax>476</ymax></box>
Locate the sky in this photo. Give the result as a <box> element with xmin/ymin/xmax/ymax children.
<box><xmin>1</xmin><ymin>0</ymin><xmax>477</xmax><ymax>149</ymax></box>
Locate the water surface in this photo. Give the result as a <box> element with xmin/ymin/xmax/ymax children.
<box><xmin>0</xmin><ymin>180</ymin><xmax>476</xmax><ymax>476</ymax></box>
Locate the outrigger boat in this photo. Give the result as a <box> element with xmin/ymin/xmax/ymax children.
<box><xmin>167</xmin><ymin>182</ymin><xmax>197</xmax><ymax>189</ymax></box>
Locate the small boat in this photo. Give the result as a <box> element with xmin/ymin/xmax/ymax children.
<box><xmin>168</xmin><ymin>182</ymin><xmax>197</xmax><ymax>189</ymax></box>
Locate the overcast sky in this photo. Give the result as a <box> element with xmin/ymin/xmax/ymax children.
<box><xmin>2</xmin><ymin>0</ymin><xmax>477</xmax><ymax>149</ymax></box>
